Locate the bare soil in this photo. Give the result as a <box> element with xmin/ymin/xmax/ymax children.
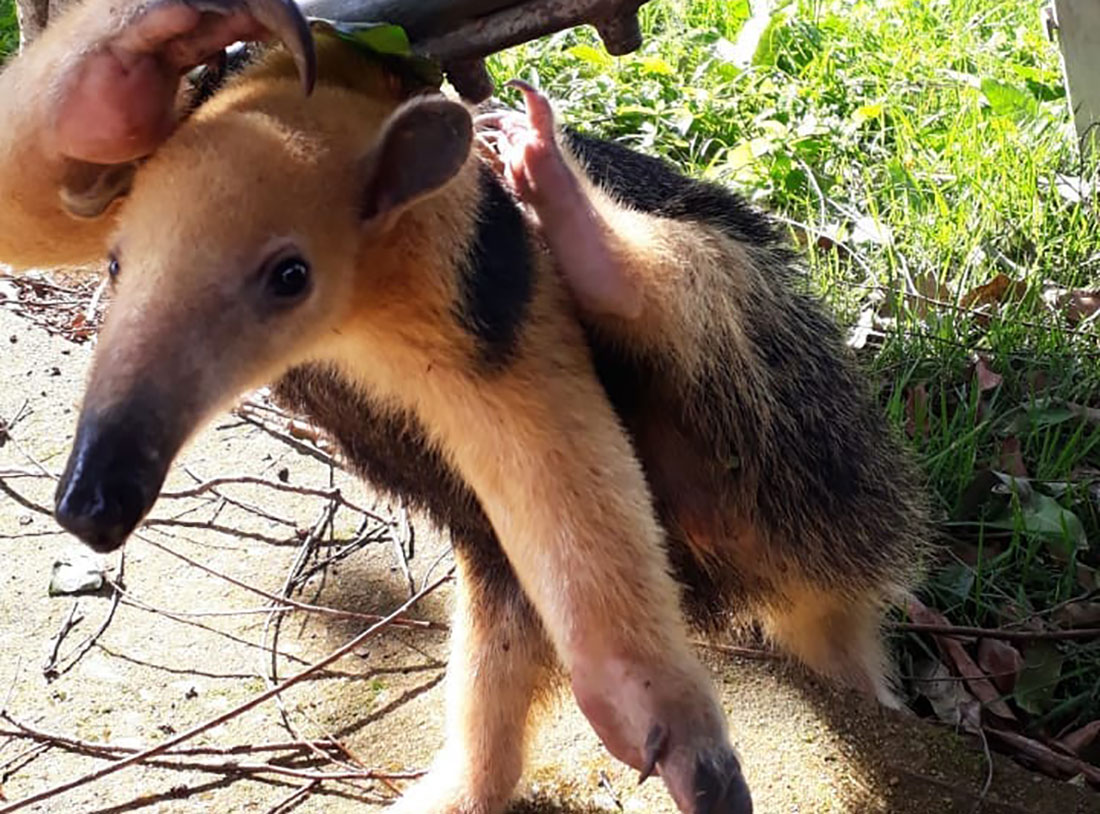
<box><xmin>0</xmin><ymin>306</ymin><xmax>1096</xmax><ymax>814</ymax></box>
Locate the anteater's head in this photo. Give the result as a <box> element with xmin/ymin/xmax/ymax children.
<box><xmin>54</xmin><ymin>63</ymin><xmax>476</xmax><ymax>552</ymax></box>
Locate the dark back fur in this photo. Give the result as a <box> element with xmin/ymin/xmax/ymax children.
<box><xmin>274</xmin><ymin>132</ymin><xmax>926</xmax><ymax>625</ymax></box>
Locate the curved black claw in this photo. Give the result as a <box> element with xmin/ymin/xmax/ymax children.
<box><xmin>186</xmin><ymin>0</ymin><xmax>316</xmax><ymax>94</ymax></box>
<box><xmin>693</xmin><ymin>749</ymin><xmax>753</xmax><ymax>814</ymax></box>
<box><xmin>639</xmin><ymin>722</ymin><xmax>669</xmax><ymax>784</ymax></box>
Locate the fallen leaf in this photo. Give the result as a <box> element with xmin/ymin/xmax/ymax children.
<box><xmin>908</xmin><ymin>272</ymin><xmax>951</xmax><ymax>318</ymax></box>
<box><xmin>846</xmin><ymin>307</ymin><xmax>875</xmax><ymax>350</ymax></box>
<box><xmin>974</xmin><ymin>356</ymin><xmax>1003</xmax><ymax>391</ymax></box>
<box><xmin>907</xmin><ymin>598</ymin><xmax>1016</xmax><ymax>720</ymax></box>
<box><xmin>1077</xmin><ymin>563</ymin><xmax>1099</xmax><ymax>592</ymax></box>
<box><xmin>1051</xmin><ymin>172</ymin><xmax>1095</xmax><ymax>204</ymax></box>
<box><xmin>1067</xmin><ymin>401</ymin><xmax>1100</xmax><ymax>425</ymax></box>
<box><xmin>905</xmin><ymin>383</ymin><xmax>929</xmax><ymax>439</ymax></box>
<box><xmin>1052</xmin><ymin>599</ymin><xmax>1100</xmax><ymax>629</ymax></box>
<box><xmin>1065</xmin><ymin>289</ymin><xmax>1100</xmax><ymax>325</ymax></box>
<box><xmin>988</xmin><ymin>729</ymin><xmax>1100</xmax><ymax>784</ymax></box>
<box><xmin>1014</xmin><ymin>640</ymin><xmax>1064</xmax><ymax>715</ymax></box>
<box><xmin>962</xmin><ymin>272</ymin><xmax>1026</xmax><ymax>308</ymax></box>
<box><xmin>1058</xmin><ymin>720</ymin><xmax>1100</xmax><ymax>756</ymax></box>
<box><xmin>986</xmin><ymin>481</ymin><xmax>1088</xmax><ymax>561</ymax></box>
<box><xmin>976</xmin><ymin>638</ymin><xmax>1023</xmax><ymax>694</ymax></box>
<box><xmin>913</xmin><ymin>657</ymin><xmax>981</xmax><ymax>733</ymax></box>
<box><xmin>849</xmin><ymin>215</ymin><xmax>893</xmax><ymax>246</ymax></box>
<box><xmin>996</xmin><ymin>437</ymin><xmax>1028</xmax><ymax>478</ymax></box>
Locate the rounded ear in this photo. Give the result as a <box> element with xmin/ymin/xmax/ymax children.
<box><xmin>59</xmin><ymin>160</ymin><xmax>138</xmax><ymax>219</ymax></box>
<box><xmin>361</xmin><ymin>97</ymin><xmax>473</xmax><ymax>229</ymax></box>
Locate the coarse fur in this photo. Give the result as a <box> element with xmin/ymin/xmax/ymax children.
<box><xmin>0</xmin><ymin>8</ymin><xmax>929</xmax><ymax>810</ymax></box>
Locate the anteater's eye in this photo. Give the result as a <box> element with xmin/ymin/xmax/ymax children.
<box><xmin>266</xmin><ymin>256</ymin><xmax>311</xmax><ymax>301</ymax></box>
<box><xmin>107</xmin><ymin>256</ymin><xmax>120</xmax><ymax>279</ymax></box>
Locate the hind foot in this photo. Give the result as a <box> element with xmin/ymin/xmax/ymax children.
<box><xmin>476</xmin><ymin>79</ymin><xmax>643</xmax><ymax>319</ymax></box>
<box><xmin>765</xmin><ymin>588</ymin><xmax>901</xmax><ymax>709</ymax></box>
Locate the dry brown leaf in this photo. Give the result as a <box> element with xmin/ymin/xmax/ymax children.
<box><xmin>996</xmin><ymin>437</ymin><xmax>1028</xmax><ymax>478</ymax></box>
<box><xmin>974</xmin><ymin>356</ymin><xmax>1003</xmax><ymax>391</ymax></box>
<box><xmin>1065</xmin><ymin>289</ymin><xmax>1100</xmax><ymax>325</ymax></box>
<box><xmin>962</xmin><ymin>273</ymin><xmax>1027</xmax><ymax>309</ymax></box>
<box><xmin>913</xmin><ymin>658</ymin><xmax>981</xmax><ymax>733</ymax></box>
<box><xmin>1058</xmin><ymin>720</ymin><xmax>1100</xmax><ymax>756</ymax></box>
<box><xmin>908</xmin><ymin>272</ymin><xmax>951</xmax><ymax>318</ymax></box>
<box><xmin>976</xmin><ymin>637</ymin><xmax>1023</xmax><ymax>694</ymax></box>
<box><xmin>1066</xmin><ymin>401</ymin><xmax>1100</xmax><ymax>425</ymax></box>
<box><xmin>989</xmin><ymin>728</ymin><xmax>1100</xmax><ymax>784</ymax></box>
<box><xmin>1053</xmin><ymin>599</ymin><xmax>1100</xmax><ymax>629</ymax></box>
<box><xmin>907</xmin><ymin>598</ymin><xmax>1016</xmax><ymax>721</ymax></box>
<box><xmin>904</xmin><ymin>383</ymin><xmax>929</xmax><ymax>439</ymax></box>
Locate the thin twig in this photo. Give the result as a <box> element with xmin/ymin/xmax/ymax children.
<box><xmin>264</xmin><ymin>781</ymin><xmax>319</xmax><ymax>814</ymax></box>
<box><xmin>161</xmin><ymin>475</ymin><xmax>389</xmax><ymax>526</ymax></box>
<box><xmin>136</xmin><ymin>533</ymin><xmax>444</xmax><ymax>630</ymax></box>
<box><xmin>393</xmin><ymin>504</ymin><xmax>416</xmax><ymax>598</ymax></box>
<box><xmin>890</xmin><ymin>621</ymin><xmax>1100</xmax><ymax>642</ymax></box>
<box><xmin>49</xmin><ymin>552</ymin><xmax>125</xmax><ymax>680</ymax></box>
<box><xmin>0</xmin><ymin>573</ymin><xmax>451</xmax><ymax>814</ymax></box>
<box><xmin>40</xmin><ymin>602</ymin><xmax>83</xmax><ymax>679</ymax></box>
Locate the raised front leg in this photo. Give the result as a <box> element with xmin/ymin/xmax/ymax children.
<box><xmin>392</xmin><ymin>545</ymin><xmax>555</xmax><ymax>814</ymax></box>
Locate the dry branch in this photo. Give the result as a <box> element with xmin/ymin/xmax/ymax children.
<box><xmin>0</xmin><ymin>573</ymin><xmax>451</xmax><ymax>813</ymax></box>
<box><xmin>137</xmin><ymin>533</ymin><xmax>445</xmax><ymax>630</ymax></box>
<box><xmin>891</xmin><ymin>621</ymin><xmax>1100</xmax><ymax>642</ymax></box>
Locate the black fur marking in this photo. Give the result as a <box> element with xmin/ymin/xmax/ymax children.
<box><xmin>562</xmin><ymin>129</ymin><xmax>786</xmax><ymax>249</ymax></box>
<box><xmin>454</xmin><ymin>168</ymin><xmax>534</xmax><ymax>369</ymax></box>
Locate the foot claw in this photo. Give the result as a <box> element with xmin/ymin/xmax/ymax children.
<box><xmin>638</xmin><ymin>722</ymin><xmax>668</xmax><ymax>784</ymax></box>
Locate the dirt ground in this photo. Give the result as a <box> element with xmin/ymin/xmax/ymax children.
<box><xmin>1</xmin><ymin>304</ymin><xmax>1097</xmax><ymax>814</ymax></box>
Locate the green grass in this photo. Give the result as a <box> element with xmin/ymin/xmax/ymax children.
<box><xmin>489</xmin><ymin>0</ymin><xmax>1100</xmax><ymax>738</ymax></box>
<box><xmin>0</xmin><ymin>0</ymin><xmax>16</xmax><ymax>61</ymax></box>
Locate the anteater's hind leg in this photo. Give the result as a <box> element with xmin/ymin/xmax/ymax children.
<box><xmin>391</xmin><ymin>544</ymin><xmax>555</xmax><ymax>814</ymax></box>
<box><xmin>761</xmin><ymin>586</ymin><xmax>901</xmax><ymax>709</ymax></box>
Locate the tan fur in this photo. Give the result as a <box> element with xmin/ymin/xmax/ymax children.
<box><xmin>393</xmin><ymin>550</ymin><xmax>556</xmax><ymax>814</ymax></box>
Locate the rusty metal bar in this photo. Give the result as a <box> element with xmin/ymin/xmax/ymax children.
<box><xmin>298</xmin><ymin>0</ymin><xmax>652</xmax><ymax>99</ymax></box>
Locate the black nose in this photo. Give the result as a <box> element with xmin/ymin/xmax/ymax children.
<box><xmin>54</xmin><ymin>410</ymin><xmax>173</xmax><ymax>552</ymax></box>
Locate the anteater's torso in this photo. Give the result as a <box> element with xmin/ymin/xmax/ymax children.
<box><xmin>273</xmin><ymin>126</ymin><xmax>925</xmax><ymax>624</ymax></box>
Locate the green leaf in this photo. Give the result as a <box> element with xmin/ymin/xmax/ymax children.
<box><xmin>320</xmin><ymin>21</ymin><xmax>412</xmax><ymax>56</ymax></box>
<box><xmin>638</xmin><ymin>56</ymin><xmax>675</xmax><ymax>76</ymax></box>
<box><xmin>309</xmin><ymin>19</ymin><xmax>443</xmax><ymax>88</ymax></box>
<box><xmin>567</xmin><ymin>44</ymin><xmax>614</xmax><ymax>69</ymax></box>
<box><xmin>852</xmin><ymin>103</ymin><xmax>884</xmax><ymax>124</ymax></box>
<box><xmin>987</xmin><ymin>486</ymin><xmax>1088</xmax><ymax>560</ymax></box>
<box><xmin>1013</xmin><ymin>641</ymin><xmax>1064</xmax><ymax>715</ymax></box>
<box><xmin>752</xmin><ymin>10</ymin><xmax>788</xmax><ymax>68</ymax></box>
<box><xmin>980</xmin><ymin>78</ymin><xmax>1039</xmax><ymax>121</ymax></box>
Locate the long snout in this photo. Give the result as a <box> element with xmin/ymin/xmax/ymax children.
<box><xmin>55</xmin><ymin>401</ymin><xmax>182</xmax><ymax>552</ymax></box>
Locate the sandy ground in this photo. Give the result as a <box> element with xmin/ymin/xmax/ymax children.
<box><xmin>0</xmin><ymin>304</ymin><xmax>1097</xmax><ymax>814</ymax></box>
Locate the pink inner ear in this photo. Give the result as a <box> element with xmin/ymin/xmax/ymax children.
<box><xmin>360</xmin><ymin>99</ymin><xmax>474</xmax><ymax>224</ymax></box>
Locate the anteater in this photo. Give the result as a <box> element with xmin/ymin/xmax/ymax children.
<box><xmin>0</xmin><ymin>2</ymin><xmax>927</xmax><ymax>811</ymax></box>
